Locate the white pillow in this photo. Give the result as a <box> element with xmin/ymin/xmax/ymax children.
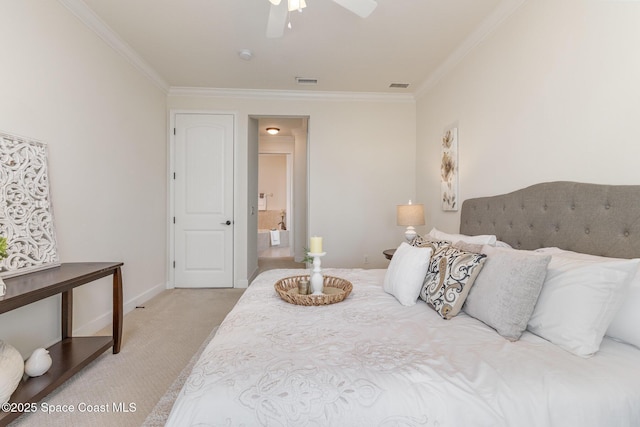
<box><xmin>428</xmin><ymin>227</ymin><xmax>497</xmax><ymax>246</ymax></box>
<box><xmin>495</xmin><ymin>240</ymin><xmax>513</xmax><ymax>249</ymax></box>
<box><xmin>536</xmin><ymin>247</ymin><xmax>640</xmax><ymax>349</ymax></box>
<box><xmin>528</xmin><ymin>249</ymin><xmax>639</xmax><ymax>357</ymax></box>
<box><xmin>383</xmin><ymin>242</ymin><xmax>433</xmax><ymax>306</ymax></box>
<box><xmin>607</xmin><ymin>282</ymin><xmax>640</xmax><ymax>348</ymax></box>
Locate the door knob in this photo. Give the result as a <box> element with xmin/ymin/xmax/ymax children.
<box><xmin>221</xmin><ymin>220</ymin><xmax>232</xmax><ymax>225</ymax></box>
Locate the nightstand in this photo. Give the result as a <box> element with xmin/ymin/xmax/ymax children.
<box><xmin>383</xmin><ymin>249</ymin><xmax>396</xmax><ymax>260</ymax></box>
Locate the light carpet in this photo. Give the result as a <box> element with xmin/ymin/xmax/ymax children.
<box><xmin>141</xmin><ymin>325</ymin><xmax>218</xmax><ymax>426</ymax></box>
<box><xmin>9</xmin><ymin>288</ymin><xmax>244</xmax><ymax>427</ymax></box>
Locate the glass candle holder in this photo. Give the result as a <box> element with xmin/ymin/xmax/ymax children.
<box><xmin>298</xmin><ymin>279</ymin><xmax>310</xmax><ymax>295</ymax></box>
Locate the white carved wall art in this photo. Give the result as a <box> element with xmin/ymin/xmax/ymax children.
<box><xmin>0</xmin><ymin>131</ymin><xmax>59</xmax><ymax>277</ymax></box>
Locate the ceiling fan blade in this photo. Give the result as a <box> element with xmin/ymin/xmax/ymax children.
<box><xmin>266</xmin><ymin>1</ymin><xmax>288</xmax><ymax>38</ymax></box>
<box><xmin>332</xmin><ymin>0</ymin><xmax>377</xmax><ymax>18</ymax></box>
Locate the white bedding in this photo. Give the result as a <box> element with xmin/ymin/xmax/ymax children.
<box><xmin>167</xmin><ymin>268</ymin><xmax>640</xmax><ymax>427</ymax></box>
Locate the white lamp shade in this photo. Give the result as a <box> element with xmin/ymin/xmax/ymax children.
<box><xmin>397</xmin><ymin>204</ymin><xmax>425</xmax><ymax>226</ymax></box>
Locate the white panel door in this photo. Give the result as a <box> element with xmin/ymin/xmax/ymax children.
<box><xmin>174</xmin><ymin>113</ymin><xmax>234</xmax><ymax>287</ymax></box>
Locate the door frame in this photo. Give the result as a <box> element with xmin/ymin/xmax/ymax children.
<box><xmin>250</xmin><ymin>116</ymin><xmax>309</xmax><ymax>267</ymax></box>
<box><xmin>168</xmin><ymin>109</ymin><xmax>238</xmax><ymax>289</ymax></box>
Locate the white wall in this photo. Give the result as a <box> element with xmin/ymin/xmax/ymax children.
<box><xmin>259</xmin><ymin>154</ymin><xmax>287</xmax><ymax>211</ymax></box>
<box><xmin>292</xmin><ymin>126</ymin><xmax>309</xmax><ymax>262</ymax></box>
<box><xmin>259</xmin><ymin>135</ymin><xmax>295</xmax><ymax>213</ymax></box>
<box><xmin>0</xmin><ymin>1</ymin><xmax>167</xmax><ymax>356</ymax></box>
<box><xmin>416</xmin><ymin>0</ymin><xmax>640</xmax><ymax>234</ymax></box>
<box><xmin>168</xmin><ymin>93</ymin><xmax>416</xmax><ymax>277</ymax></box>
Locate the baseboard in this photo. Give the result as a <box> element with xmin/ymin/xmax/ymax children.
<box><xmin>235</xmin><ymin>279</ymin><xmax>249</xmax><ymax>289</ymax></box>
<box><xmin>125</xmin><ymin>281</ymin><xmax>168</xmax><ymax>312</ymax></box>
<box><xmin>72</xmin><ymin>281</ymin><xmax>167</xmax><ymax>336</ymax></box>
<box><xmin>246</xmin><ymin>265</ymin><xmax>260</xmax><ymax>286</ymax></box>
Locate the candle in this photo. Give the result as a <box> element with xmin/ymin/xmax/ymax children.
<box><xmin>310</xmin><ymin>236</ymin><xmax>323</xmax><ymax>254</ymax></box>
<box><xmin>298</xmin><ymin>279</ymin><xmax>310</xmax><ymax>295</ymax></box>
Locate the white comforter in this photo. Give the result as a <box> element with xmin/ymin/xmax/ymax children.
<box><xmin>167</xmin><ymin>268</ymin><xmax>640</xmax><ymax>427</ymax></box>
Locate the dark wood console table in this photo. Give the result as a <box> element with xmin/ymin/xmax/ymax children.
<box><xmin>0</xmin><ymin>262</ymin><xmax>123</xmax><ymax>426</ymax></box>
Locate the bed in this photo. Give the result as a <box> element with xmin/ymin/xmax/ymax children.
<box><xmin>166</xmin><ymin>181</ymin><xmax>640</xmax><ymax>427</ymax></box>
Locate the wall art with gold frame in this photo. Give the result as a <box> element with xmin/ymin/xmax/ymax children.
<box><xmin>441</xmin><ymin>125</ymin><xmax>459</xmax><ymax>211</ymax></box>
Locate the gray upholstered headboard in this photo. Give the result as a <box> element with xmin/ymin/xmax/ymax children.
<box><xmin>460</xmin><ymin>181</ymin><xmax>640</xmax><ymax>259</ymax></box>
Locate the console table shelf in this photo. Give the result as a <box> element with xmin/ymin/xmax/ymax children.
<box><xmin>0</xmin><ymin>262</ymin><xmax>123</xmax><ymax>426</ymax></box>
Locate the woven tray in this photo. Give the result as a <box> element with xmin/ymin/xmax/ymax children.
<box><xmin>274</xmin><ymin>275</ymin><xmax>352</xmax><ymax>306</ymax></box>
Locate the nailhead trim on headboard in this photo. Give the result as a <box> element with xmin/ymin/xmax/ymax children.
<box><xmin>460</xmin><ymin>181</ymin><xmax>640</xmax><ymax>259</ymax></box>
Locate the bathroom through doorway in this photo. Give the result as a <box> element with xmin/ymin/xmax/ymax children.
<box><xmin>257</xmin><ymin>117</ymin><xmax>308</xmax><ymax>262</ymax></box>
<box><xmin>258</xmin><ymin>153</ymin><xmax>292</xmax><ymax>257</ymax></box>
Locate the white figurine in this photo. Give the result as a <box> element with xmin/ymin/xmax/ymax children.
<box><xmin>24</xmin><ymin>348</ymin><xmax>52</xmax><ymax>377</ymax></box>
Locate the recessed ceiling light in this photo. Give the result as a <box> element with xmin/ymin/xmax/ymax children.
<box><xmin>266</xmin><ymin>127</ymin><xmax>280</xmax><ymax>135</ymax></box>
<box><xmin>238</xmin><ymin>49</ymin><xmax>253</xmax><ymax>61</ymax></box>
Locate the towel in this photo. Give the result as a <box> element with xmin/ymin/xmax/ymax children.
<box><xmin>258</xmin><ymin>193</ymin><xmax>267</xmax><ymax>211</ymax></box>
<box><xmin>270</xmin><ymin>229</ymin><xmax>280</xmax><ymax>246</ymax></box>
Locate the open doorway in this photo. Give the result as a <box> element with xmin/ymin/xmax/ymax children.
<box><xmin>258</xmin><ymin>152</ymin><xmax>291</xmax><ymax>257</ymax></box>
<box><xmin>256</xmin><ymin>117</ymin><xmax>308</xmax><ymax>264</ymax></box>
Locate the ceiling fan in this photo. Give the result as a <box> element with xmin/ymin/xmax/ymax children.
<box><xmin>266</xmin><ymin>0</ymin><xmax>378</xmax><ymax>38</ymax></box>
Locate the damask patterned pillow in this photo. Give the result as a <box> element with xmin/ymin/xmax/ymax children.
<box><xmin>410</xmin><ymin>235</ymin><xmax>451</xmax><ymax>252</ymax></box>
<box><xmin>420</xmin><ymin>245</ymin><xmax>487</xmax><ymax>319</ymax></box>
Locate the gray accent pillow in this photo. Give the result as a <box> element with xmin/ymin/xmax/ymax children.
<box><xmin>452</xmin><ymin>241</ymin><xmax>483</xmax><ymax>254</ymax></box>
<box><xmin>464</xmin><ymin>245</ymin><xmax>551</xmax><ymax>341</ymax></box>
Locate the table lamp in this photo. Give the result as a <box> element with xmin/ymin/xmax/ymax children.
<box><xmin>397</xmin><ymin>200</ymin><xmax>425</xmax><ymax>242</ymax></box>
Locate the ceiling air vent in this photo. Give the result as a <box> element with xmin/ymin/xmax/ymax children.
<box><xmin>389</xmin><ymin>83</ymin><xmax>410</xmax><ymax>89</ymax></box>
<box><xmin>296</xmin><ymin>77</ymin><xmax>318</xmax><ymax>85</ymax></box>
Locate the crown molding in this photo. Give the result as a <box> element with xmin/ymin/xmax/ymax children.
<box><xmin>57</xmin><ymin>0</ymin><xmax>170</xmax><ymax>93</ymax></box>
<box><xmin>415</xmin><ymin>0</ymin><xmax>527</xmax><ymax>98</ymax></box>
<box><xmin>168</xmin><ymin>87</ymin><xmax>416</xmax><ymax>103</ymax></box>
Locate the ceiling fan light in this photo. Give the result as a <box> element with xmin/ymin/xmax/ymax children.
<box><xmin>288</xmin><ymin>0</ymin><xmax>306</xmax><ymax>12</ymax></box>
